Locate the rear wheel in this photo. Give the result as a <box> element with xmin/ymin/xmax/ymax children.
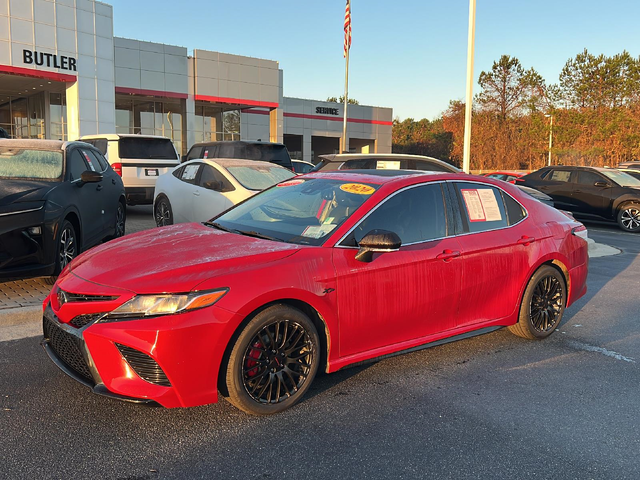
<box><xmin>617</xmin><ymin>203</ymin><xmax>640</xmax><ymax>233</ymax></box>
<box><xmin>114</xmin><ymin>201</ymin><xmax>126</xmax><ymax>238</ymax></box>
<box><xmin>154</xmin><ymin>196</ymin><xmax>173</xmax><ymax>227</ymax></box>
<box><xmin>225</xmin><ymin>305</ymin><xmax>319</xmax><ymax>415</ymax></box>
<box><xmin>509</xmin><ymin>265</ymin><xmax>566</xmax><ymax>339</ymax></box>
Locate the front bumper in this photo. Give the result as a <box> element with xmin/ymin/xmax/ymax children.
<box><xmin>42</xmin><ymin>278</ymin><xmax>238</xmax><ymax>408</ymax></box>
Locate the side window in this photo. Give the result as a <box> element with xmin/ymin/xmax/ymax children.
<box><xmin>576</xmin><ymin>171</ymin><xmax>605</xmax><ymax>185</ymax></box>
<box><xmin>84</xmin><ymin>138</ymin><xmax>108</xmax><ymax>155</ymax></box>
<box><xmin>82</xmin><ymin>149</ymin><xmax>108</xmax><ymax>172</ymax></box>
<box><xmin>199</xmin><ymin>165</ymin><xmax>235</xmax><ymax>192</ymax></box>
<box><xmin>67</xmin><ymin>150</ymin><xmax>89</xmax><ymax>181</ymax></box>
<box><xmin>187</xmin><ymin>146</ymin><xmax>203</xmax><ymax>161</ymax></box>
<box><xmin>180</xmin><ymin>163</ymin><xmax>201</xmax><ymax>185</ymax></box>
<box><xmin>454</xmin><ymin>182</ymin><xmax>508</xmax><ymax>233</ymax></box>
<box><xmin>501</xmin><ymin>191</ymin><xmax>527</xmax><ymax>225</ymax></box>
<box><xmin>172</xmin><ymin>166</ymin><xmax>184</xmax><ymax>179</ymax></box>
<box><xmin>549</xmin><ymin>170</ymin><xmax>571</xmax><ymax>182</ymax></box>
<box><xmin>343</xmin><ymin>184</ymin><xmax>447</xmax><ymax>246</ymax></box>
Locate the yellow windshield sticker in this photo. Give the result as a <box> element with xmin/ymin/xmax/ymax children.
<box><xmin>340</xmin><ymin>183</ymin><xmax>375</xmax><ymax>195</ymax></box>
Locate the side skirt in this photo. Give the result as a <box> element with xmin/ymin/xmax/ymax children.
<box><xmin>337</xmin><ymin>326</ymin><xmax>504</xmax><ymax>371</ymax></box>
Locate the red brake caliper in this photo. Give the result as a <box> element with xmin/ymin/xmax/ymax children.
<box><xmin>246</xmin><ymin>341</ymin><xmax>263</xmax><ymax>377</ymax></box>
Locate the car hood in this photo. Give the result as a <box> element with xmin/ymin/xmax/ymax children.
<box><xmin>0</xmin><ymin>179</ymin><xmax>58</xmax><ymax>207</ymax></box>
<box><xmin>69</xmin><ymin>223</ymin><xmax>301</xmax><ymax>294</ymax></box>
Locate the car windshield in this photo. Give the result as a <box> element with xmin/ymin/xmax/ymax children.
<box><xmin>226</xmin><ymin>165</ymin><xmax>294</xmax><ymax>191</ymax></box>
<box><xmin>0</xmin><ymin>147</ymin><xmax>63</xmax><ymax>180</ymax></box>
<box><xmin>601</xmin><ymin>170</ymin><xmax>640</xmax><ymax>187</ymax></box>
<box><xmin>210</xmin><ymin>178</ymin><xmax>380</xmax><ymax>245</ymax></box>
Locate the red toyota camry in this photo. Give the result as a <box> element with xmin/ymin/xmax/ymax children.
<box><xmin>42</xmin><ymin>170</ymin><xmax>588</xmax><ymax>415</ymax></box>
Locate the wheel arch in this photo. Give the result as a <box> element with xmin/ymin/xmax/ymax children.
<box><xmin>62</xmin><ymin>209</ymin><xmax>82</xmax><ymax>250</ymax></box>
<box><xmin>612</xmin><ymin>195</ymin><xmax>640</xmax><ymax>214</ymax></box>
<box><xmin>216</xmin><ymin>298</ymin><xmax>331</xmax><ymax>397</ymax></box>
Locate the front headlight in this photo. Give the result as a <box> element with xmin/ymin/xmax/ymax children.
<box><xmin>102</xmin><ymin>288</ymin><xmax>228</xmax><ymax>322</ymax></box>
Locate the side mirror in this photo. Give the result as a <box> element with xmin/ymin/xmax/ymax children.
<box><xmin>594</xmin><ymin>181</ymin><xmax>610</xmax><ymax>187</ymax></box>
<box><xmin>80</xmin><ymin>170</ymin><xmax>103</xmax><ymax>184</ymax></box>
<box><xmin>355</xmin><ymin>229</ymin><xmax>402</xmax><ymax>262</ymax></box>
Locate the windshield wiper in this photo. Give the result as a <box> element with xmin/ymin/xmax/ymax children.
<box><xmin>203</xmin><ymin>221</ymin><xmax>238</xmax><ymax>233</ymax></box>
<box><xmin>235</xmin><ymin>230</ymin><xmax>284</xmax><ymax>242</ymax></box>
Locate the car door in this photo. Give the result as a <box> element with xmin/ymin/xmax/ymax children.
<box><xmin>535</xmin><ymin>169</ymin><xmax>574</xmax><ymax>210</ymax></box>
<box><xmin>333</xmin><ymin>182</ymin><xmax>463</xmax><ymax>358</ymax></box>
<box><xmin>192</xmin><ymin>164</ymin><xmax>236</xmax><ymax>221</ymax></box>
<box><xmin>66</xmin><ymin>148</ymin><xmax>104</xmax><ymax>247</ymax></box>
<box><xmin>81</xmin><ymin>148</ymin><xmax>120</xmax><ymax>234</ymax></box>
<box><xmin>172</xmin><ymin>163</ymin><xmax>203</xmax><ymax>223</ymax></box>
<box><xmin>571</xmin><ymin>170</ymin><xmax>611</xmax><ymax>218</ymax></box>
<box><xmin>448</xmin><ymin>181</ymin><xmax>540</xmax><ymax>327</ymax></box>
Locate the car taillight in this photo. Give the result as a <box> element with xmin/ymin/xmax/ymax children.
<box><xmin>112</xmin><ymin>162</ymin><xmax>122</xmax><ymax>176</ymax></box>
<box><xmin>572</xmin><ymin>225</ymin><xmax>589</xmax><ymax>240</ymax></box>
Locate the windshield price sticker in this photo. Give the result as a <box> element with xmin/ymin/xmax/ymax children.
<box><xmin>301</xmin><ymin>224</ymin><xmax>337</xmax><ymax>239</ymax></box>
<box><xmin>277</xmin><ymin>179</ymin><xmax>305</xmax><ymax>187</ymax></box>
<box><xmin>340</xmin><ymin>183</ymin><xmax>375</xmax><ymax>195</ymax></box>
<box><xmin>376</xmin><ymin>161</ymin><xmax>401</xmax><ymax>170</ymax></box>
<box><xmin>461</xmin><ymin>188</ymin><xmax>503</xmax><ymax>222</ymax></box>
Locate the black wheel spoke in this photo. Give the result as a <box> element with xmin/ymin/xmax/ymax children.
<box><xmin>528</xmin><ymin>274</ymin><xmax>564</xmax><ymax>333</ymax></box>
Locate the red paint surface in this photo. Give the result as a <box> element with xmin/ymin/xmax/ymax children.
<box><xmin>45</xmin><ymin>172</ymin><xmax>588</xmax><ymax>408</ymax></box>
<box><xmin>115</xmin><ymin>86</ymin><xmax>188</xmax><ymax>99</ymax></box>
<box><xmin>194</xmin><ymin>94</ymin><xmax>278</xmax><ymax>108</ymax></box>
<box><xmin>0</xmin><ymin>64</ymin><xmax>77</xmax><ymax>82</ymax></box>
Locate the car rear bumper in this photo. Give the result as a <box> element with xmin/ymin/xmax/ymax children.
<box><xmin>125</xmin><ymin>187</ymin><xmax>154</xmax><ymax>205</ymax></box>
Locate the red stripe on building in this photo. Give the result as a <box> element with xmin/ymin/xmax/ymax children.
<box><xmin>0</xmin><ymin>64</ymin><xmax>77</xmax><ymax>83</ymax></box>
<box><xmin>241</xmin><ymin>108</ymin><xmax>270</xmax><ymax>115</ymax></box>
<box><xmin>115</xmin><ymin>86</ymin><xmax>188</xmax><ymax>99</ymax></box>
<box><xmin>280</xmin><ymin>112</ymin><xmax>392</xmax><ymax>126</ymax></box>
<box><xmin>195</xmin><ymin>95</ymin><xmax>279</xmax><ymax>108</ymax></box>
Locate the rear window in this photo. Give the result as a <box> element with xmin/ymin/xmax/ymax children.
<box><xmin>0</xmin><ymin>147</ymin><xmax>63</xmax><ymax>180</ymax></box>
<box><xmin>226</xmin><ymin>165</ymin><xmax>294</xmax><ymax>191</ymax></box>
<box><xmin>118</xmin><ymin>138</ymin><xmax>178</xmax><ymax>161</ymax></box>
<box><xmin>211</xmin><ymin>143</ymin><xmax>291</xmax><ymax>167</ymax></box>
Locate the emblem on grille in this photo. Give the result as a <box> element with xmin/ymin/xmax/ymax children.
<box><xmin>57</xmin><ymin>289</ymin><xmax>68</xmax><ymax>307</ymax></box>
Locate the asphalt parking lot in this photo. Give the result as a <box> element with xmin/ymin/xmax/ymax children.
<box><xmin>1</xmin><ymin>220</ymin><xmax>639</xmax><ymax>479</ymax></box>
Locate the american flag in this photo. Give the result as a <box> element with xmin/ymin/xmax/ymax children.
<box><xmin>344</xmin><ymin>0</ymin><xmax>351</xmax><ymax>58</ymax></box>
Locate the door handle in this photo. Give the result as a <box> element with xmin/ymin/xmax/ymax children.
<box><xmin>112</xmin><ymin>178</ymin><xmax>116</xmax><ymax>185</ymax></box>
<box><xmin>436</xmin><ymin>249</ymin><xmax>460</xmax><ymax>262</ymax></box>
<box><xmin>193</xmin><ymin>190</ymin><xmax>200</xmax><ymax>196</ymax></box>
<box><xmin>517</xmin><ymin>236</ymin><xmax>536</xmax><ymax>246</ymax></box>
<box><xmin>96</xmin><ymin>184</ymin><xmax>103</xmax><ymax>191</ymax></box>
<box><xmin>574</xmin><ymin>189</ymin><xmax>582</xmax><ymax>193</ymax></box>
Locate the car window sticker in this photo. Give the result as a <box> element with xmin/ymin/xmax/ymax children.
<box><xmin>182</xmin><ymin>165</ymin><xmax>199</xmax><ymax>180</ymax></box>
<box><xmin>301</xmin><ymin>224</ymin><xmax>337</xmax><ymax>239</ymax></box>
<box><xmin>376</xmin><ymin>160</ymin><xmax>401</xmax><ymax>169</ymax></box>
<box><xmin>461</xmin><ymin>189</ymin><xmax>486</xmax><ymax>222</ymax></box>
<box><xmin>461</xmin><ymin>188</ymin><xmax>503</xmax><ymax>222</ymax></box>
<box><xmin>477</xmin><ymin>189</ymin><xmax>502</xmax><ymax>221</ymax></box>
<box><xmin>82</xmin><ymin>151</ymin><xmax>96</xmax><ymax>171</ymax></box>
<box><xmin>203</xmin><ymin>149</ymin><xmax>209</xmax><ymax>159</ymax></box>
<box><xmin>339</xmin><ymin>183</ymin><xmax>375</xmax><ymax>195</ymax></box>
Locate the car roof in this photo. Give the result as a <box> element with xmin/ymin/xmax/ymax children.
<box><xmin>317</xmin><ymin>153</ymin><xmax>460</xmax><ymax>171</ymax></box>
<box><xmin>0</xmin><ymin>139</ymin><xmax>95</xmax><ymax>151</ymax></box>
<box><xmin>80</xmin><ymin>134</ymin><xmax>172</xmax><ymax>140</ymax></box>
<box><xmin>304</xmin><ymin>169</ymin><xmax>474</xmax><ymax>186</ymax></box>
<box><xmin>191</xmin><ymin>140</ymin><xmax>286</xmax><ymax>147</ymax></box>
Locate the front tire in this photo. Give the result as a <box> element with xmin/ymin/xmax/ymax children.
<box><xmin>225</xmin><ymin>305</ymin><xmax>320</xmax><ymax>415</ymax></box>
<box><xmin>617</xmin><ymin>203</ymin><xmax>640</xmax><ymax>233</ymax></box>
<box><xmin>47</xmin><ymin>220</ymin><xmax>78</xmax><ymax>284</ymax></box>
<box><xmin>509</xmin><ymin>265</ymin><xmax>566</xmax><ymax>339</ymax></box>
<box><xmin>154</xmin><ymin>196</ymin><xmax>173</xmax><ymax>227</ymax></box>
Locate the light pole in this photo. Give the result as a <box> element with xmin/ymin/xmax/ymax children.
<box><xmin>462</xmin><ymin>0</ymin><xmax>476</xmax><ymax>174</ymax></box>
<box><xmin>545</xmin><ymin>114</ymin><xmax>554</xmax><ymax>166</ymax></box>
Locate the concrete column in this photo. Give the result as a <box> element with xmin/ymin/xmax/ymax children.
<box><xmin>184</xmin><ymin>96</ymin><xmax>196</xmax><ymax>152</ymax></box>
<box><xmin>269</xmin><ymin>108</ymin><xmax>283</xmax><ymax>144</ymax></box>
<box><xmin>66</xmin><ymin>81</ymin><xmax>81</xmax><ymax>141</ymax></box>
<box><xmin>303</xmin><ymin>130</ymin><xmax>312</xmax><ymax>163</ymax></box>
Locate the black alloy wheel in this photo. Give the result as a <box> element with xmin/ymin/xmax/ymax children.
<box><xmin>509</xmin><ymin>265</ymin><xmax>566</xmax><ymax>339</ymax></box>
<box><xmin>154</xmin><ymin>196</ymin><xmax>173</xmax><ymax>227</ymax></box>
<box><xmin>617</xmin><ymin>203</ymin><xmax>640</xmax><ymax>233</ymax></box>
<box><xmin>47</xmin><ymin>220</ymin><xmax>78</xmax><ymax>284</ymax></box>
<box><xmin>225</xmin><ymin>305</ymin><xmax>319</xmax><ymax>415</ymax></box>
<box><xmin>114</xmin><ymin>202</ymin><xmax>126</xmax><ymax>238</ymax></box>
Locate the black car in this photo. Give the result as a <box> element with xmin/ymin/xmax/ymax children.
<box><xmin>0</xmin><ymin>140</ymin><xmax>126</xmax><ymax>281</ymax></box>
<box><xmin>183</xmin><ymin>140</ymin><xmax>293</xmax><ymax>170</ymax></box>
<box><xmin>518</xmin><ymin>166</ymin><xmax>640</xmax><ymax>232</ymax></box>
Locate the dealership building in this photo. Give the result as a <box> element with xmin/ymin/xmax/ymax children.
<box><xmin>0</xmin><ymin>0</ymin><xmax>393</xmax><ymax>162</ymax></box>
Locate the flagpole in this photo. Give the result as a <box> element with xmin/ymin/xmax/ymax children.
<box><xmin>342</xmin><ymin>44</ymin><xmax>349</xmax><ymax>153</ymax></box>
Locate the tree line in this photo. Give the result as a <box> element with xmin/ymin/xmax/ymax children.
<box><xmin>393</xmin><ymin>50</ymin><xmax>640</xmax><ymax>170</ymax></box>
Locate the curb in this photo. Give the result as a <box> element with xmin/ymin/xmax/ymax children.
<box><xmin>0</xmin><ymin>305</ymin><xmax>42</xmax><ymax>327</ymax></box>
<box><xmin>587</xmin><ymin>238</ymin><xmax>621</xmax><ymax>258</ymax></box>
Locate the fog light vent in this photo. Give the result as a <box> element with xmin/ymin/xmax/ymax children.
<box><xmin>115</xmin><ymin>343</ymin><xmax>171</xmax><ymax>387</ymax></box>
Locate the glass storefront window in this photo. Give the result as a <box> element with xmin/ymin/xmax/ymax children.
<box><xmin>194</xmin><ymin>102</ymin><xmax>241</xmax><ymax>143</ymax></box>
<box><xmin>50</xmin><ymin>93</ymin><xmax>67</xmax><ymax>141</ymax></box>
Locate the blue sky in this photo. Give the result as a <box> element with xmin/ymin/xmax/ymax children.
<box><xmin>107</xmin><ymin>0</ymin><xmax>640</xmax><ymax>121</ymax></box>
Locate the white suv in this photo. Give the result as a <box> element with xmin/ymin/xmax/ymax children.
<box><xmin>80</xmin><ymin>134</ymin><xmax>180</xmax><ymax>205</ymax></box>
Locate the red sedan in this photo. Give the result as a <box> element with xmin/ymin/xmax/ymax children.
<box><xmin>483</xmin><ymin>171</ymin><xmax>527</xmax><ymax>184</ymax></box>
<box><xmin>42</xmin><ymin>171</ymin><xmax>588</xmax><ymax>415</ymax></box>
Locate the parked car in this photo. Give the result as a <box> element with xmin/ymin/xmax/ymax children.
<box><xmin>153</xmin><ymin>158</ymin><xmax>294</xmax><ymax>226</ymax></box>
<box><xmin>291</xmin><ymin>159</ymin><xmax>315</xmax><ymax>174</ymax></box>
<box><xmin>42</xmin><ymin>170</ymin><xmax>588</xmax><ymax>414</ymax></box>
<box><xmin>483</xmin><ymin>170</ymin><xmax>527</xmax><ymax>183</ymax></box>
<box><xmin>183</xmin><ymin>141</ymin><xmax>293</xmax><ymax>171</ymax></box>
<box><xmin>311</xmin><ymin>153</ymin><xmax>459</xmax><ymax>173</ymax></box>
<box><xmin>617</xmin><ymin>168</ymin><xmax>640</xmax><ymax>181</ymax></box>
<box><xmin>80</xmin><ymin>134</ymin><xmax>180</xmax><ymax>206</ymax></box>
<box><xmin>618</xmin><ymin>161</ymin><xmax>640</xmax><ymax>169</ymax></box>
<box><xmin>0</xmin><ymin>139</ymin><xmax>125</xmax><ymax>282</ymax></box>
<box><xmin>519</xmin><ymin>166</ymin><xmax>640</xmax><ymax>232</ymax></box>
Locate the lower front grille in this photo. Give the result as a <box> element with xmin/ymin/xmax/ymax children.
<box><xmin>43</xmin><ymin>316</ymin><xmax>93</xmax><ymax>383</ymax></box>
<box><xmin>116</xmin><ymin>343</ymin><xmax>171</xmax><ymax>387</ymax></box>
<box><xmin>69</xmin><ymin>313</ymin><xmax>104</xmax><ymax>329</ymax></box>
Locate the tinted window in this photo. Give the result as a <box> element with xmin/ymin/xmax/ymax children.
<box><xmin>344</xmin><ymin>184</ymin><xmax>447</xmax><ymax>246</ymax></box>
<box><xmin>180</xmin><ymin>164</ymin><xmax>201</xmax><ymax>184</ymax></box>
<box><xmin>68</xmin><ymin>150</ymin><xmax>89</xmax><ymax>181</ymax></box>
<box><xmin>83</xmin><ymin>138</ymin><xmax>108</xmax><ymax>155</ymax></box>
<box><xmin>292</xmin><ymin>161</ymin><xmax>314</xmax><ymax>174</ymax></box>
<box><xmin>502</xmin><ymin>191</ymin><xmax>526</xmax><ymax>225</ymax></box>
<box><xmin>199</xmin><ymin>165</ymin><xmax>234</xmax><ymax>192</ymax></box>
<box><xmin>549</xmin><ymin>170</ymin><xmax>571</xmax><ymax>182</ymax></box>
<box><xmin>118</xmin><ymin>138</ymin><xmax>178</xmax><ymax>160</ymax></box>
<box><xmin>338</xmin><ymin>158</ymin><xmax>457</xmax><ymax>173</ymax></box>
<box><xmin>576</xmin><ymin>171</ymin><xmax>604</xmax><ymax>185</ymax></box>
<box><xmin>186</xmin><ymin>146</ymin><xmax>204</xmax><ymax>161</ymax></box>
<box><xmin>454</xmin><ymin>182</ymin><xmax>508</xmax><ymax>233</ymax></box>
<box><xmin>172</xmin><ymin>166</ymin><xmax>184</xmax><ymax>179</ymax></box>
